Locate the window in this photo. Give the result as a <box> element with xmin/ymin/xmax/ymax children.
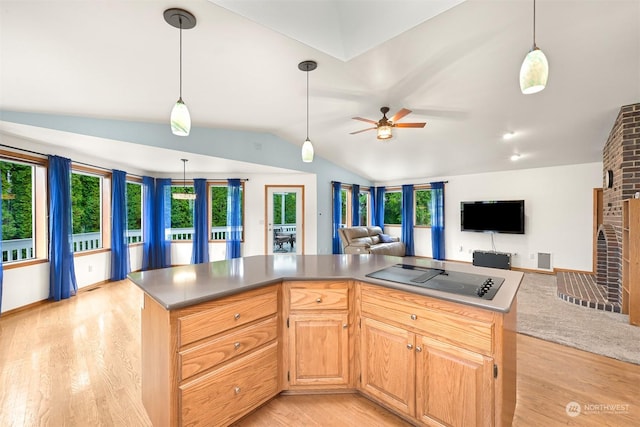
<box><xmin>1</xmin><ymin>159</ymin><xmax>34</xmax><ymax>262</ymax></box>
<box><xmin>171</xmin><ymin>185</ymin><xmax>195</xmax><ymax>240</ymax></box>
<box><xmin>358</xmin><ymin>190</ymin><xmax>369</xmax><ymax>226</ymax></box>
<box><xmin>384</xmin><ymin>190</ymin><xmax>402</xmax><ymax>225</ymax></box>
<box><xmin>71</xmin><ymin>171</ymin><xmax>102</xmax><ymax>252</ymax></box>
<box><xmin>126</xmin><ymin>181</ymin><xmax>142</xmax><ymax>243</ymax></box>
<box><xmin>340</xmin><ymin>187</ymin><xmax>349</xmax><ymax>227</ymax></box>
<box><xmin>211</xmin><ymin>183</ymin><xmax>244</xmax><ymax>241</ymax></box>
<box><xmin>415</xmin><ymin>188</ymin><xmax>432</xmax><ymax>226</ymax></box>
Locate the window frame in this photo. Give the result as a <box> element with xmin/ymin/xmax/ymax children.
<box><xmin>70</xmin><ymin>165</ymin><xmax>110</xmax><ymax>255</ymax></box>
<box><xmin>0</xmin><ymin>150</ymin><xmax>46</xmax><ymax>267</ymax></box>
<box><xmin>125</xmin><ymin>177</ymin><xmax>143</xmax><ymax>245</ymax></box>
<box><xmin>414</xmin><ymin>185</ymin><xmax>433</xmax><ymax>228</ymax></box>
<box><xmin>209</xmin><ymin>181</ymin><xmax>245</xmax><ymax>242</ymax></box>
<box><xmin>383</xmin><ymin>187</ymin><xmax>402</xmax><ymax>226</ymax></box>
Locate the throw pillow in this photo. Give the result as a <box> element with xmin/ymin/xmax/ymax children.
<box><xmin>379</xmin><ymin>233</ymin><xmax>394</xmax><ymax>243</ymax></box>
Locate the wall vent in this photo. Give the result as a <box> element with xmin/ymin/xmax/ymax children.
<box><xmin>537</xmin><ymin>252</ymin><xmax>552</xmax><ymax>271</ymax></box>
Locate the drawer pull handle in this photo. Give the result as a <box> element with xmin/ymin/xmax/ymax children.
<box><xmin>407</xmin><ymin>344</ymin><xmax>414</xmax><ymax>350</ymax></box>
<box><xmin>416</xmin><ymin>346</ymin><xmax>423</xmax><ymax>352</ymax></box>
<box><xmin>343</xmin><ymin>323</ymin><xmax>348</xmax><ymax>329</ymax></box>
<box><xmin>234</xmin><ymin>386</ymin><xmax>241</xmax><ymax>394</ymax></box>
<box><xmin>316</xmin><ymin>298</ymin><xmax>322</xmax><ymax>303</ymax></box>
<box><xmin>410</xmin><ymin>314</ymin><xmax>417</xmax><ymax>321</ymax></box>
<box><xmin>234</xmin><ymin>342</ymin><xmax>241</xmax><ymax>350</ymax></box>
<box><xmin>234</xmin><ymin>313</ymin><xmax>241</xmax><ymax>320</ymax></box>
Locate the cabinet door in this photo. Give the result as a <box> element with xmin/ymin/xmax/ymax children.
<box><xmin>288</xmin><ymin>313</ymin><xmax>350</xmax><ymax>387</ymax></box>
<box><xmin>360</xmin><ymin>317</ymin><xmax>415</xmax><ymax>416</ymax></box>
<box><xmin>416</xmin><ymin>336</ymin><xmax>494</xmax><ymax>427</ymax></box>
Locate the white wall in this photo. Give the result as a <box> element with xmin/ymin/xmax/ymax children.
<box><xmin>383</xmin><ymin>162</ymin><xmax>602</xmax><ymax>271</ymax></box>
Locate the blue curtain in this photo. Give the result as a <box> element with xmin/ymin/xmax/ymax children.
<box><xmin>401</xmin><ymin>184</ymin><xmax>415</xmax><ymax>256</ymax></box>
<box><xmin>151</xmin><ymin>178</ymin><xmax>171</xmax><ymax>268</ymax></box>
<box><xmin>351</xmin><ymin>184</ymin><xmax>360</xmax><ymax>226</ymax></box>
<box><xmin>373</xmin><ymin>186</ymin><xmax>386</xmax><ymax>228</ymax></box>
<box><xmin>332</xmin><ymin>181</ymin><xmax>342</xmax><ymax>254</ymax></box>
<box><xmin>0</xmin><ymin>172</ymin><xmax>3</xmax><ymax>314</ymax></box>
<box><xmin>48</xmin><ymin>155</ymin><xmax>78</xmax><ymax>301</ymax></box>
<box><xmin>192</xmin><ymin>179</ymin><xmax>209</xmax><ymax>264</ymax></box>
<box><xmin>226</xmin><ymin>179</ymin><xmax>242</xmax><ymax>259</ymax></box>
<box><xmin>141</xmin><ymin>176</ymin><xmax>155</xmax><ymax>271</ymax></box>
<box><xmin>431</xmin><ymin>181</ymin><xmax>446</xmax><ymax>260</ymax></box>
<box><xmin>110</xmin><ymin>170</ymin><xmax>130</xmax><ymax>280</ymax></box>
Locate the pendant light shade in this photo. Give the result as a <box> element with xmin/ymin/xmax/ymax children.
<box><xmin>301</xmin><ymin>138</ymin><xmax>314</xmax><ymax>162</ymax></box>
<box><xmin>164</xmin><ymin>8</ymin><xmax>196</xmax><ymax>136</ymax></box>
<box><xmin>298</xmin><ymin>60</ymin><xmax>317</xmax><ymax>163</ymax></box>
<box><xmin>519</xmin><ymin>0</ymin><xmax>548</xmax><ymax>95</ymax></box>
<box><xmin>171</xmin><ymin>98</ymin><xmax>191</xmax><ymax>136</ymax></box>
<box><xmin>172</xmin><ymin>159</ymin><xmax>196</xmax><ymax>200</ymax></box>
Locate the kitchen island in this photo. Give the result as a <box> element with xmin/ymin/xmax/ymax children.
<box><xmin>128</xmin><ymin>255</ymin><xmax>522</xmax><ymax>427</ymax></box>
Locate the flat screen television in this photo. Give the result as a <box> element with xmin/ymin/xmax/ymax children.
<box><xmin>460</xmin><ymin>200</ymin><xmax>525</xmax><ymax>234</ymax></box>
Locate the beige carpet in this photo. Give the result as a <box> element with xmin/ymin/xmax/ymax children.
<box><xmin>516</xmin><ymin>272</ymin><xmax>640</xmax><ymax>365</ymax></box>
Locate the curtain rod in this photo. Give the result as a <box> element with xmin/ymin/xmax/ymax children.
<box><xmin>330</xmin><ymin>180</ymin><xmax>448</xmax><ymax>185</ymax></box>
<box><xmin>0</xmin><ymin>143</ymin><xmax>250</xmax><ymax>181</ymax></box>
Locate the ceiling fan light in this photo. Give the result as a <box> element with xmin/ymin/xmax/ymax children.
<box><xmin>171</xmin><ymin>98</ymin><xmax>191</xmax><ymax>136</ymax></box>
<box><xmin>519</xmin><ymin>47</ymin><xmax>549</xmax><ymax>94</ymax></box>
<box><xmin>377</xmin><ymin>125</ymin><xmax>393</xmax><ymax>140</ymax></box>
<box><xmin>301</xmin><ymin>138</ymin><xmax>314</xmax><ymax>162</ymax></box>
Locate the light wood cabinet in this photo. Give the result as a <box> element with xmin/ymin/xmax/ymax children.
<box><xmin>415</xmin><ymin>336</ymin><xmax>494</xmax><ymax>427</ymax></box>
<box><xmin>283</xmin><ymin>281</ymin><xmax>354</xmax><ymax>390</ymax></box>
<box><xmin>359</xmin><ymin>282</ymin><xmax>515</xmax><ymax>427</ymax></box>
<box><xmin>139</xmin><ymin>277</ymin><xmax>516</xmax><ymax>426</ymax></box>
<box><xmin>141</xmin><ymin>285</ymin><xmax>280</xmax><ymax>427</ymax></box>
<box><xmin>360</xmin><ymin>317</ymin><xmax>415</xmax><ymax>415</ymax></box>
<box><xmin>622</xmin><ymin>199</ymin><xmax>640</xmax><ymax>325</ymax></box>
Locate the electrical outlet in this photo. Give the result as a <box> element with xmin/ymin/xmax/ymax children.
<box><xmin>459</xmin><ymin>245</ymin><xmax>463</xmax><ymax>252</ymax></box>
<box><xmin>88</xmin><ymin>265</ymin><xmax>93</xmax><ymax>272</ymax></box>
<box><xmin>529</xmin><ymin>253</ymin><xmax>535</xmax><ymax>260</ymax></box>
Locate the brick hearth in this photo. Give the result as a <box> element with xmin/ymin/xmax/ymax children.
<box><xmin>557</xmin><ymin>271</ymin><xmax>621</xmax><ymax>313</ymax></box>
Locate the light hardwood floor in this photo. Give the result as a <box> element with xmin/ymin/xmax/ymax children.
<box><xmin>1</xmin><ymin>280</ymin><xmax>638</xmax><ymax>426</ymax></box>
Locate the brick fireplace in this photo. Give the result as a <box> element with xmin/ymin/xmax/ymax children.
<box><xmin>600</xmin><ymin>103</ymin><xmax>640</xmax><ymax>303</ymax></box>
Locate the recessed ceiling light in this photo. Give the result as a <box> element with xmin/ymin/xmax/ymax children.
<box><xmin>510</xmin><ymin>154</ymin><xmax>521</xmax><ymax>161</ymax></box>
<box><xmin>503</xmin><ymin>132</ymin><xmax>516</xmax><ymax>140</ymax></box>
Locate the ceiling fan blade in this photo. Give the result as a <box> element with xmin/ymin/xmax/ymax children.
<box><xmin>395</xmin><ymin>122</ymin><xmax>426</xmax><ymax>128</ymax></box>
<box><xmin>390</xmin><ymin>108</ymin><xmax>412</xmax><ymax>123</ymax></box>
<box><xmin>352</xmin><ymin>117</ymin><xmax>378</xmax><ymax>125</ymax></box>
<box><xmin>349</xmin><ymin>127</ymin><xmax>377</xmax><ymax>135</ymax></box>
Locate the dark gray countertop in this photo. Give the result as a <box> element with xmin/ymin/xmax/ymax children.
<box><xmin>127</xmin><ymin>255</ymin><xmax>523</xmax><ymax>313</ymax></box>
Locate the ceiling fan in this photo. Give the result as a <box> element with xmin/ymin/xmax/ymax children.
<box><xmin>350</xmin><ymin>107</ymin><xmax>426</xmax><ymax>140</ymax></box>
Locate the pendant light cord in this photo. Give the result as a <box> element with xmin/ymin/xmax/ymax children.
<box><xmin>532</xmin><ymin>0</ymin><xmax>537</xmax><ymax>49</ymax></box>
<box><xmin>179</xmin><ymin>17</ymin><xmax>183</xmax><ymax>100</ymax></box>
<box><xmin>306</xmin><ymin>69</ymin><xmax>309</xmax><ymax>140</ymax></box>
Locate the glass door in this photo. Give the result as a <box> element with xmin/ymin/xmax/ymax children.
<box><xmin>266</xmin><ymin>186</ymin><xmax>303</xmax><ymax>255</ymax></box>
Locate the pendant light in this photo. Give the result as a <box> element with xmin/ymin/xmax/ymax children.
<box><xmin>519</xmin><ymin>0</ymin><xmax>549</xmax><ymax>94</ymax></box>
<box><xmin>172</xmin><ymin>159</ymin><xmax>196</xmax><ymax>200</ymax></box>
<box><xmin>164</xmin><ymin>8</ymin><xmax>196</xmax><ymax>136</ymax></box>
<box><xmin>298</xmin><ymin>60</ymin><xmax>317</xmax><ymax>163</ymax></box>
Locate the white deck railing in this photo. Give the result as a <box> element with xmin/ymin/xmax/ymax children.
<box><xmin>1</xmin><ymin>224</ymin><xmax>296</xmax><ymax>262</ymax></box>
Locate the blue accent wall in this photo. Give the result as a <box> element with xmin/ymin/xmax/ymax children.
<box><xmin>0</xmin><ymin>110</ymin><xmax>371</xmax><ymax>253</ymax></box>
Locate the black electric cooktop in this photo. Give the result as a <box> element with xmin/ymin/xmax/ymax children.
<box><xmin>365</xmin><ymin>264</ymin><xmax>505</xmax><ymax>300</ymax></box>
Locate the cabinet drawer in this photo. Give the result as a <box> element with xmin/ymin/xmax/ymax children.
<box><xmin>288</xmin><ymin>282</ymin><xmax>349</xmax><ymax>310</ymax></box>
<box><xmin>178</xmin><ymin>287</ymin><xmax>278</xmax><ymax>347</ymax></box>
<box><xmin>180</xmin><ymin>342</ymin><xmax>278</xmax><ymax>427</ymax></box>
<box><xmin>179</xmin><ymin>315</ymin><xmax>278</xmax><ymax>381</ymax></box>
<box><xmin>362</xmin><ymin>288</ymin><xmax>494</xmax><ymax>355</ymax></box>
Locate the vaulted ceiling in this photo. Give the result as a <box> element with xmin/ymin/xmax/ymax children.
<box><xmin>1</xmin><ymin>0</ymin><xmax>638</xmax><ymax>181</ymax></box>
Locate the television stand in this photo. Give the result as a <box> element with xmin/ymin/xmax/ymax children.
<box><xmin>473</xmin><ymin>250</ymin><xmax>511</xmax><ymax>270</ymax></box>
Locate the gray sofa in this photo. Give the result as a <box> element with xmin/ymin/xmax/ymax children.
<box><xmin>337</xmin><ymin>226</ymin><xmax>406</xmax><ymax>256</ymax></box>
